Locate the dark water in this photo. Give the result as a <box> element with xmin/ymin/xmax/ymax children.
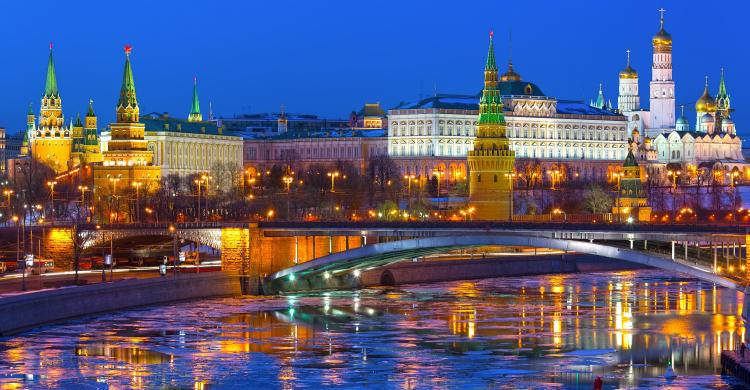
<box><xmin>0</xmin><ymin>269</ymin><xmax>748</xmax><ymax>389</ymax></box>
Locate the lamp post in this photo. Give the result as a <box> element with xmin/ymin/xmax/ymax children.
<box><xmin>201</xmin><ymin>174</ymin><xmax>213</xmax><ymax>219</ymax></box>
<box><xmin>194</xmin><ymin>178</ymin><xmax>204</xmax><ymax>222</ymax></box>
<box><xmin>504</xmin><ymin>172</ymin><xmax>516</xmax><ymax>217</ymax></box>
<box><xmin>327</xmin><ymin>171</ymin><xmax>340</xmax><ymax>192</ymax></box>
<box><xmin>109</xmin><ymin>177</ymin><xmax>120</xmax><ymax>223</ymax></box>
<box><xmin>169</xmin><ymin>225</ymin><xmax>177</xmax><ymax>277</ymax></box>
<box><xmin>667</xmin><ymin>170</ymin><xmax>681</xmax><ymax>223</ymax></box>
<box><xmin>728</xmin><ymin>171</ymin><xmax>739</xmax><ymax>223</ymax></box>
<box><xmin>78</xmin><ymin>185</ymin><xmax>89</xmax><ymax>222</ymax></box>
<box><xmin>13</xmin><ymin>216</ymin><xmax>23</xmax><ymax>291</ymax></box>
<box><xmin>283</xmin><ymin>176</ymin><xmax>293</xmax><ymax>220</ymax></box>
<box><xmin>4</xmin><ymin>189</ymin><xmax>13</xmax><ymax>209</ymax></box>
<box><xmin>46</xmin><ymin>180</ymin><xmax>57</xmax><ymax>222</ymax></box>
<box><xmin>131</xmin><ymin>181</ymin><xmax>142</xmax><ymax>223</ymax></box>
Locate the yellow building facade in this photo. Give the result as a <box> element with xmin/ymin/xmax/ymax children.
<box><xmin>467</xmin><ymin>33</ymin><xmax>515</xmax><ymax>220</ymax></box>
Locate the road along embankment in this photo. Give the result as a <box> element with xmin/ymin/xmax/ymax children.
<box><xmin>0</xmin><ymin>272</ymin><xmax>243</xmax><ymax>336</ymax></box>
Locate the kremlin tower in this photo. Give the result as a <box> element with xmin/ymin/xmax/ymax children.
<box><xmin>30</xmin><ymin>45</ymin><xmax>73</xmax><ymax>173</ymax></box>
<box><xmin>467</xmin><ymin>32</ymin><xmax>515</xmax><ymax>221</ymax></box>
<box><xmin>93</xmin><ymin>45</ymin><xmax>160</xmax><ymax>192</ymax></box>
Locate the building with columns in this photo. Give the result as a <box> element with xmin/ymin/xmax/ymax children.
<box><xmin>100</xmin><ymin>81</ymin><xmax>243</xmax><ymax>179</ymax></box>
<box><xmin>388</xmin><ymin>75</ymin><xmax>629</xmax><ymax>183</ymax></box>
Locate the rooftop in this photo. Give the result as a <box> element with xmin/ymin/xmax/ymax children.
<box><xmin>141</xmin><ymin>112</ymin><xmax>230</xmax><ymax>136</ymax></box>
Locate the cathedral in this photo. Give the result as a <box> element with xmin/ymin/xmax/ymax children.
<box><xmin>619</xmin><ymin>11</ymin><xmax>744</xmax><ymax>179</ymax></box>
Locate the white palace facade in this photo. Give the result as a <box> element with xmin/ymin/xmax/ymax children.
<box><xmin>388</xmin><ymin>67</ymin><xmax>628</xmax><ymax>183</ymax></box>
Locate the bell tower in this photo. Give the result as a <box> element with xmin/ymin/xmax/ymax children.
<box><xmin>649</xmin><ymin>9</ymin><xmax>676</xmax><ymax>131</ymax></box>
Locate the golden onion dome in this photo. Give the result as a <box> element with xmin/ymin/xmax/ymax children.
<box><xmin>652</xmin><ymin>27</ymin><xmax>672</xmax><ymax>47</ymax></box>
<box><xmin>500</xmin><ymin>62</ymin><xmax>521</xmax><ymax>82</ymax></box>
<box><xmin>619</xmin><ymin>64</ymin><xmax>638</xmax><ymax>79</ymax></box>
<box><xmin>695</xmin><ymin>83</ymin><xmax>717</xmax><ymax>112</ymax></box>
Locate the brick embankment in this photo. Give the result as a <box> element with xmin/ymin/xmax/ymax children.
<box><xmin>0</xmin><ymin>272</ymin><xmax>244</xmax><ymax>336</ymax></box>
<box><xmin>722</xmin><ymin>350</ymin><xmax>750</xmax><ymax>384</ymax></box>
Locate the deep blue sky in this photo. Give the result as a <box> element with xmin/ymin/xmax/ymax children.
<box><xmin>0</xmin><ymin>0</ymin><xmax>747</xmax><ymax>136</ymax></box>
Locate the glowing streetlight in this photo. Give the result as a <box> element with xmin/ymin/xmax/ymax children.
<box><xmin>327</xmin><ymin>171</ymin><xmax>340</xmax><ymax>192</ymax></box>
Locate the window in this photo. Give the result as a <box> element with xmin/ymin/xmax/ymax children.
<box><xmin>493</xmin><ymin>174</ymin><xmax>498</xmax><ymax>182</ymax></box>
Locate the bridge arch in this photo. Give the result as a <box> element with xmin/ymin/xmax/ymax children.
<box><xmin>267</xmin><ymin>234</ymin><xmax>737</xmax><ymax>292</ymax></box>
<box><xmin>80</xmin><ymin>228</ymin><xmax>222</xmax><ymax>252</ymax></box>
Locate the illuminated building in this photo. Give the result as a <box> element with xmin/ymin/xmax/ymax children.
<box><xmin>99</xmin><ymin>80</ymin><xmax>243</xmax><ymax>179</ymax></box>
<box><xmin>612</xmin><ymin>150</ymin><xmax>651</xmax><ymax>222</ymax></box>
<box><xmin>28</xmin><ymin>47</ymin><xmax>72</xmax><ymax>173</ymax></box>
<box><xmin>622</xmin><ymin>11</ymin><xmax>745</xmax><ymax>175</ymax></box>
<box><xmin>467</xmin><ymin>32</ymin><xmax>514</xmax><ymax>220</ymax></box>
<box><xmin>71</xmin><ymin>100</ymin><xmax>102</xmax><ymax>166</ymax></box>
<box><xmin>93</xmin><ymin>46</ymin><xmax>161</xmax><ymax>191</ymax></box>
<box><xmin>242</xmin><ymin>128</ymin><xmax>387</xmax><ymax>175</ymax></box>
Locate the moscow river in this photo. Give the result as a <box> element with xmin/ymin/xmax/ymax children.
<box><xmin>1</xmin><ymin>269</ymin><xmax>749</xmax><ymax>389</ymax></box>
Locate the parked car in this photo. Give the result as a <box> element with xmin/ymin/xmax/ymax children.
<box><xmin>30</xmin><ymin>260</ymin><xmax>54</xmax><ymax>275</ymax></box>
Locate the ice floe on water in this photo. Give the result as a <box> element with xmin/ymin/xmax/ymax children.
<box><xmin>0</xmin><ymin>269</ymin><xmax>748</xmax><ymax>388</ymax></box>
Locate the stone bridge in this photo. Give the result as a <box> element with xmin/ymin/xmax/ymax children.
<box><xmin>5</xmin><ymin>222</ymin><xmax>750</xmax><ymax>295</ymax></box>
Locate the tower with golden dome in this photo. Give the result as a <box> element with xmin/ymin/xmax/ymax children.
<box><xmin>467</xmin><ymin>32</ymin><xmax>515</xmax><ymax>221</ymax></box>
<box><xmin>695</xmin><ymin>76</ymin><xmax>717</xmax><ymax>133</ymax></box>
<box><xmin>617</xmin><ymin>49</ymin><xmax>639</xmax><ymax>114</ymax></box>
<box><xmin>93</xmin><ymin>46</ymin><xmax>161</xmax><ymax>193</ymax></box>
<box><xmin>649</xmin><ymin>9</ymin><xmax>675</xmax><ymax>131</ymax></box>
<box><xmin>29</xmin><ymin>46</ymin><xmax>73</xmax><ymax>173</ymax></box>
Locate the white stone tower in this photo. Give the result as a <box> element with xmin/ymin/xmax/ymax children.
<box><xmin>618</xmin><ymin>49</ymin><xmax>640</xmax><ymax>114</ymax></box>
<box><xmin>649</xmin><ymin>9</ymin><xmax>675</xmax><ymax>132</ymax></box>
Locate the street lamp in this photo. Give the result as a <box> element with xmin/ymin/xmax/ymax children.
<box><xmin>3</xmin><ymin>189</ymin><xmax>13</xmax><ymax>209</ymax></box>
<box><xmin>666</xmin><ymin>170</ymin><xmax>681</xmax><ymax>190</ymax></box>
<box><xmin>552</xmin><ymin>208</ymin><xmax>567</xmax><ymax>222</ymax></box>
<box><xmin>201</xmin><ymin>174</ymin><xmax>213</xmax><ymax>218</ymax></box>
<box><xmin>283</xmin><ymin>176</ymin><xmax>293</xmax><ymax>220</ymax></box>
<box><xmin>728</xmin><ymin>171</ymin><xmax>740</xmax><ymax>223</ymax></box>
<box><xmin>194</xmin><ymin>178</ymin><xmax>204</xmax><ymax>222</ymax></box>
<box><xmin>46</xmin><ymin>180</ymin><xmax>57</xmax><ymax>221</ymax></box>
<box><xmin>504</xmin><ymin>172</ymin><xmax>517</xmax><ymax>215</ymax></box>
<box><xmin>78</xmin><ymin>185</ymin><xmax>89</xmax><ymax>221</ymax></box>
<box><xmin>327</xmin><ymin>171</ymin><xmax>340</xmax><ymax>192</ymax></box>
<box><xmin>131</xmin><ymin>181</ymin><xmax>143</xmax><ymax>222</ymax></box>
<box><xmin>12</xmin><ymin>215</ymin><xmax>23</xmax><ymax>290</ymax></box>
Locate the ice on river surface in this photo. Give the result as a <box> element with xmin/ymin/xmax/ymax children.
<box><xmin>0</xmin><ymin>269</ymin><xmax>749</xmax><ymax>389</ymax></box>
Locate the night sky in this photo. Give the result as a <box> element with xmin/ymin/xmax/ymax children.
<box><xmin>0</xmin><ymin>0</ymin><xmax>747</xmax><ymax>137</ymax></box>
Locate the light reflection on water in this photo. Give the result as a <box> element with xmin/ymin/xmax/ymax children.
<box><xmin>0</xmin><ymin>269</ymin><xmax>749</xmax><ymax>389</ymax></box>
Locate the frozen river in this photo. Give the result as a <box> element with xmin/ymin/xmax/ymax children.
<box><xmin>1</xmin><ymin>269</ymin><xmax>748</xmax><ymax>389</ymax></box>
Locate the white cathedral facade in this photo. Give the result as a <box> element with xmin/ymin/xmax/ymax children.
<box><xmin>619</xmin><ymin>11</ymin><xmax>745</xmax><ymax>179</ymax></box>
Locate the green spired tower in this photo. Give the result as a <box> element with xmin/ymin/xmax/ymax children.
<box><xmin>467</xmin><ymin>31</ymin><xmax>516</xmax><ymax>221</ymax></box>
<box><xmin>188</xmin><ymin>77</ymin><xmax>202</xmax><ymax>122</ymax></box>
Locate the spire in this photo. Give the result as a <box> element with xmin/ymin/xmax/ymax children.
<box><xmin>188</xmin><ymin>76</ymin><xmax>202</xmax><ymax>122</ymax></box>
<box><xmin>44</xmin><ymin>43</ymin><xmax>59</xmax><ymax>98</ymax></box>
<box><xmin>594</xmin><ymin>83</ymin><xmax>606</xmax><ymax>109</ymax></box>
<box><xmin>117</xmin><ymin>44</ymin><xmax>138</xmax><ymax>109</ymax></box>
<box><xmin>485</xmin><ymin>30</ymin><xmax>497</xmax><ymax>71</ymax></box>
<box><xmin>27</xmin><ymin>102</ymin><xmax>33</xmax><ymax>116</ymax></box>
<box><xmin>478</xmin><ymin>31</ymin><xmax>503</xmax><ymax>125</ymax></box>
<box><xmin>86</xmin><ymin>99</ymin><xmax>95</xmax><ymax>117</ymax></box>
<box><xmin>718</xmin><ymin>67</ymin><xmax>728</xmax><ymax>97</ymax></box>
<box><xmin>500</xmin><ymin>29</ymin><xmax>521</xmax><ymax>82</ymax></box>
<box><xmin>75</xmin><ymin>113</ymin><xmax>82</xmax><ymax>127</ymax></box>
